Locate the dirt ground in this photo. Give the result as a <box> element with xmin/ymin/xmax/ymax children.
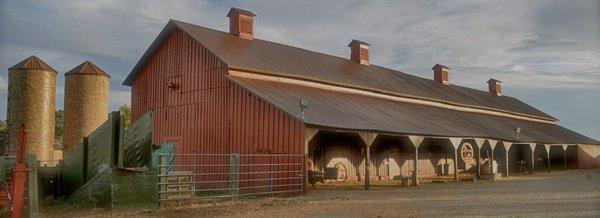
<box><xmin>42</xmin><ymin>170</ymin><xmax>600</xmax><ymax>217</ymax></box>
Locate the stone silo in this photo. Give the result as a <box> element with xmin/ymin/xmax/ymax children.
<box><xmin>63</xmin><ymin>61</ymin><xmax>110</xmax><ymax>153</ymax></box>
<box><xmin>6</xmin><ymin>55</ymin><xmax>57</xmax><ymax>163</ymax></box>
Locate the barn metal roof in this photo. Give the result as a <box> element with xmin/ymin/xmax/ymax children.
<box><xmin>229</xmin><ymin>76</ymin><xmax>599</xmax><ymax>145</ymax></box>
<box><xmin>9</xmin><ymin>55</ymin><xmax>57</xmax><ymax>73</ymax></box>
<box><xmin>227</xmin><ymin>7</ymin><xmax>257</xmax><ymax>17</ymax></box>
<box><xmin>65</xmin><ymin>61</ymin><xmax>110</xmax><ymax>77</ymax></box>
<box><xmin>124</xmin><ymin>20</ymin><xmax>555</xmax><ymax>121</ymax></box>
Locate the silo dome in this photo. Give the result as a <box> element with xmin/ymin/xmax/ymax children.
<box><xmin>6</xmin><ymin>55</ymin><xmax>57</xmax><ymax>163</ymax></box>
<box><xmin>63</xmin><ymin>61</ymin><xmax>110</xmax><ymax>153</ymax></box>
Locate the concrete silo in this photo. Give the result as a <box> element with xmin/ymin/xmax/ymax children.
<box><xmin>63</xmin><ymin>61</ymin><xmax>110</xmax><ymax>153</ymax></box>
<box><xmin>6</xmin><ymin>55</ymin><xmax>57</xmax><ymax>163</ymax></box>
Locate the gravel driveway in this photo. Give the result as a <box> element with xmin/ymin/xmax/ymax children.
<box><xmin>42</xmin><ymin>169</ymin><xmax>600</xmax><ymax>217</ymax></box>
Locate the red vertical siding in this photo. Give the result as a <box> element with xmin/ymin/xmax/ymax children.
<box><xmin>130</xmin><ymin>29</ymin><xmax>304</xmax><ymax>157</ymax></box>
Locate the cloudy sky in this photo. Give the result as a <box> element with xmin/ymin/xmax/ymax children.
<box><xmin>0</xmin><ymin>0</ymin><xmax>598</xmax><ymax>139</ymax></box>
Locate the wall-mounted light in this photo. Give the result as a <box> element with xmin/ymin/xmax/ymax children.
<box><xmin>515</xmin><ymin>127</ymin><xmax>522</xmax><ymax>139</ymax></box>
<box><xmin>299</xmin><ymin>98</ymin><xmax>310</xmax><ymax>119</ymax></box>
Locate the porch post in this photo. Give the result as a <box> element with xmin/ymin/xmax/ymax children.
<box><xmin>449</xmin><ymin>138</ymin><xmax>462</xmax><ymax>182</ymax></box>
<box><xmin>528</xmin><ymin>143</ymin><xmax>535</xmax><ymax>174</ymax></box>
<box><xmin>358</xmin><ymin>132</ymin><xmax>378</xmax><ymax>190</ymax></box>
<box><xmin>408</xmin><ymin>136</ymin><xmax>424</xmax><ymax>186</ymax></box>
<box><xmin>544</xmin><ymin>144</ymin><xmax>551</xmax><ymax>172</ymax></box>
<box><xmin>488</xmin><ymin>140</ymin><xmax>498</xmax><ymax>174</ymax></box>
<box><xmin>474</xmin><ymin>138</ymin><xmax>485</xmax><ymax>179</ymax></box>
<box><xmin>304</xmin><ymin>128</ymin><xmax>319</xmax><ymax>193</ymax></box>
<box><xmin>562</xmin><ymin>144</ymin><xmax>568</xmax><ymax>171</ymax></box>
<box><xmin>502</xmin><ymin>142</ymin><xmax>512</xmax><ymax>178</ymax></box>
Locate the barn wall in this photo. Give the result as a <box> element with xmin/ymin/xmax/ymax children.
<box><xmin>130</xmin><ymin>30</ymin><xmax>303</xmax><ymax>156</ymax></box>
<box><xmin>130</xmin><ymin>30</ymin><xmax>305</xmax><ymax>190</ymax></box>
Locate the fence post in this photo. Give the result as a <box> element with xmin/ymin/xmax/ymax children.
<box><xmin>229</xmin><ymin>154</ymin><xmax>239</xmax><ymax>199</ymax></box>
<box><xmin>302</xmin><ymin>155</ymin><xmax>307</xmax><ymax>194</ymax></box>
<box><xmin>26</xmin><ymin>155</ymin><xmax>38</xmax><ymax>218</ymax></box>
<box><xmin>158</xmin><ymin>154</ymin><xmax>167</xmax><ymax>207</ymax></box>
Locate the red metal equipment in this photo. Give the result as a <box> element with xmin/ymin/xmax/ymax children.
<box><xmin>0</xmin><ymin>125</ymin><xmax>28</xmax><ymax>217</ymax></box>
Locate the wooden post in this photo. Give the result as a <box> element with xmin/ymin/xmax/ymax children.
<box><xmin>474</xmin><ymin>139</ymin><xmax>485</xmax><ymax>179</ymax></box>
<box><xmin>26</xmin><ymin>154</ymin><xmax>38</xmax><ymax>218</ymax></box>
<box><xmin>304</xmin><ymin>128</ymin><xmax>318</xmax><ymax>193</ymax></box>
<box><xmin>413</xmin><ymin>147</ymin><xmax>418</xmax><ymax>185</ymax></box>
<box><xmin>563</xmin><ymin>149</ymin><xmax>567</xmax><ymax>170</ymax></box>
<box><xmin>449</xmin><ymin>138</ymin><xmax>462</xmax><ymax>182</ymax></box>
<box><xmin>505</xmin><ymin>151</ymin><xmax>509</xmax><ymax>177</ymax></box>
<box><xmin>358</xmin><ymin>132</ymin><xmax>378</xmax><ymax>190</ymax></box>
<box><xmin>502</xmin><ymin>142</ymin><xmax>512</xmax><ymax>178</ymax></box>
<box><xmin>159</xmin><ymin>155</ymin><xmax>167</xmax><ymax>207</ymax></box>
<box><xmin>365</xmin><ymin>145</ymin><xmax>371</xmax><ymax>190</ymax></box>
<box><xmin>489</xmin><ymin>140</ymin><xmax>497</xmax><ymax>175</ymax></box>
<box><xmin>529</xmin><ymin>144</ymin><xmax>535</xmax><ymax>174</ymax></box>
<box><xmin>408</xmin><ymin>136</ymin><xmax>424</xmax><ymax>186</ymax></box>
<box><xmin>544</xmin><ymin>145</ymin><xmax>551</xmax><ymax>172</ymax></box>
<box><xmin>230</xmin><ymin>154</ymin><xmax>240</xmax><ymax>198</ymax></box>
<box><xmin>562</xmin><ymin>144</ymin><xmax>568</xmax><ymax>171</ymax></box>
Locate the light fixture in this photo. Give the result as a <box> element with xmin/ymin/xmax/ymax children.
<box><xmin>299</xmin><ymin>98</ymin><xmax>310</xmax><ymax>119</ymax></box>
<box><xmin>515</xmin><ymin>127</ymin><xmax>521</xmax><ymax>139</ymax></box>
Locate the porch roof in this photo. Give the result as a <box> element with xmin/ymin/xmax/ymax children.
<box><xmin>228</xmin><ymin>76</ymin><xmax>599</xmax><ymax>145</ymax></box>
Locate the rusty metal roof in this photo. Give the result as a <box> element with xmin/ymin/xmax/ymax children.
<box><xmin>65</xmin><ymin>61</ymin><xmax>110</xmax><ymax>77</ymax></box>
<box><xmin>229</xmin><ymin>76</ymin><xmax>598</xmax><ymax>145</ymax></box>
<box><xmin>227</xmin><ymin>7</ymin><xmax>257</xmax><ymax>17</ymax></box>
<box><xmin>348</xmin><ymin>39</ymin><xmax>371</xmax><ymax>47</ymax></box>
<box><xmin>9</xmin><ymin>55</ymin><xmax>57</xmax><ymax>72</ymax></box>
<box><xmin>124</xmin><ymin>20</ymin><xmax>555</xmax><ymax>121</ymax></box>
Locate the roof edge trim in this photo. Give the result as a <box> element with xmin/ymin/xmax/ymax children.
<box><xmin>228</xmin><ymin>69</ymin><xmax>557</xmax><ymax>124</ymax></box>
<box><xmin>304</xmin><ymin>124</ymin><xmax>592</xmax><ymax>145</ymax></box>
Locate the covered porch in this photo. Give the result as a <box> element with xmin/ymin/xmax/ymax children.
<box><xmin>305</xmin><ymin>128</ymin><xmax>578</xmax><ymax>190</ymax></box>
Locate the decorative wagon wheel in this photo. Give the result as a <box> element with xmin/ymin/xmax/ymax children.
<box><xmin>334</xmin><ymin>162</ymin><xmax>348</xmax><ymax>181</ymax></box>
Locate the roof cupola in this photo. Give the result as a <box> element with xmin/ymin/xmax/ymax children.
<box><xmin>432</xmin><ymin>64</ymin><xmax>449</xmax><ymax>85</ymax></box>
<box><xmin>348</xmin><ymin>39</ymin><xmax>370</xmax><ymax>65</ymax></box>
<box><xmin>227</xmin><ymin>7</ymin><xmax>256</xmax><ymax>40</ymax></box>
<box><xmin>487</xmin><ymin>78</ymin><xmax>502</xmax><ymax>96</ymax></box>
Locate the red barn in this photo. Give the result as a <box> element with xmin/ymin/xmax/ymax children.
<box><xmin>123</xmin><ymin>8</ymin><xmax>600</xmax><ymax>194</ymax></box>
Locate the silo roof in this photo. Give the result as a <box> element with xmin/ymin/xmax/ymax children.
<box><xmin>8</xmin><ymin>55</ymin><xmax>57</xmax><ymax>72</ymax></box>
<box><xmin>65</xmin><ymin>61</ymin><xmax>110</xmax><ymax>77</ymax></box>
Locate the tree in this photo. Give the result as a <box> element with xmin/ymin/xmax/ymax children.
<box><xmin>0</xmin><ymin>120</ymin><xmax>6</xmax><ymax>155</ymax></box>
<box><xmin>119</xmin><ymin>105</ymin><xmax>132</xmax><ymax>130</ymax></box>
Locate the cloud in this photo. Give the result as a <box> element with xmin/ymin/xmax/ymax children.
<box><xmin>0</xmin><ymin>77</ymin><xmax>7</xmax><ymax>94</ymax></box>
<box><xmin>0</xmin><ymin>0</ymin><xmax>598</xmax><ymax>138</ymax></box>
<box><xmin>109</xmin><ymin>90</ymin><xmax>131</xmax><ymax>110</ymax></box>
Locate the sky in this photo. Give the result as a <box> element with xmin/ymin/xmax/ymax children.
<box><xmin>0</xmin><ymin>0</ymin><xmax>598</xmax><ymax>140</ymax></box>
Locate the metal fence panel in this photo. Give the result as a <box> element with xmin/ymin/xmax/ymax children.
<box><xmin>158</xmin><ymin>153</ymin><xmax>304</xmax><ymax>206</ymax></box>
